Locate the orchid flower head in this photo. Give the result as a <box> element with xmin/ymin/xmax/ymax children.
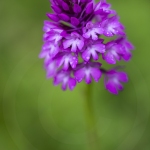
<box><xmin>39</xmin><ymin>0</ymin><xmax>134</xmax><ymax>94</ymax></box>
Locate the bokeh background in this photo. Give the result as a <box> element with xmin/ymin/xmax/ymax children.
<box><xmin>0</xmin><ymin>0</ymin><xmax>150</xmax><ymax>150</ymax></box>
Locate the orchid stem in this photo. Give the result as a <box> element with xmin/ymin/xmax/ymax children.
<box><xmin>84</xmin><ymin>83</ymin><xmax>99</xmax><ymax>150</ymax></box>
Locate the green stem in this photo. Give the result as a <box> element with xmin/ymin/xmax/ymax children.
<box><xmin>84</xmin><ymin>83</ymin><xmax>99</xmax><ymax>150</ymax></box>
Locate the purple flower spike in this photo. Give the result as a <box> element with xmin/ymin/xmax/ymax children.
<box><xmin>104</xmin><ymin>69</ymin><xmax>128</xmax><ymax>94</ymax></box>
<box><xmin>39</xmin><ymin>0</ymin><xmax>134</xmax><ymax>94</ymax></box>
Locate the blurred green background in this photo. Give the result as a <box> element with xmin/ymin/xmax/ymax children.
<box><xmin>0</xmin><ymin>0</ymin><xmax>150</xmax><ymax>150</ymax></box>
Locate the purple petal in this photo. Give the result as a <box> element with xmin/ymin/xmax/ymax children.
<box><xmin>83</xmin><ymin>22</ymin><xmax>103</xmax><ymax>40</ymax></box>
<box><xmin>74</xmin><ymin>68</ymin><xmax>85</xmax><ymax>83</ymax></box>
<box><xmin>63</xmin><ymin>39</ymin><xmax>73</xmax><ymax>49</ymax></box>
<box><xmin>43</xmin><ymin>21</ymin><xmax>60</xmax><ymax>32</ymax></box>
<box><xmin>71</xmin><ymin>42</ymin><xmax>78</xmax><ymax>52</ymax></box>
<box><xmin>86</xmin><ymin>3</ymin><xmax>93</xmax><ymax>14</ymax></box>
<box><xmin>46</xmin><ymin>13</ymin><xmax>60</xmax><ymax>22</ymax></box>
<box><xmin>117</xmin><ymin>72</ymin><xmax>128</xmax><ymax>82</ymax></box>
<box><xmin>44</xmin><ymin>31</ymin><xmax>63</xmax><ymax>44</ymax></box>
<box><xmin>39</xmin><ymin>49</ymin><xmax>48</xmax><ymax>58</ymax></box>
<box><xmin>91</xmin><ymin>52</ymin><xmax>99</xmax><ymax>60</ymax></box>
<box><xmin>71</xmin><ymin>17</ymin><xmax>79</xmax><ymax>26</ymax></box>
<box><xmin>58</xmin><ymin>13</ymin><xmax>70</xmax><ymax>21</ymax></box>
<box><xmin>55</xmin><ymin>52</ymin><xmax>78</xmax><ymax>70</ymax></box>
<box><xmin>73</xmin><ymin>4</ymin><xmax>81</xmax><ymax>13</ymax></box>
<box><xmin>85</xmin><ymin>71</ymin><xmax>92</xmax><ymax>84</ymax></box>
<box><xmin>68</xmin><ymin>78</ymin><xmax>76</xmax><ymax>90</ymax></box>
<box><xmin>76</xmin><ymin>39</ymin><xmax>84</xmax><ymax>51</ymax></box>
<box><xmin>103</xmin><ymin>52</ymin><xmax>116</xmax><ymax>64</ymax></box>
<box><xmin>42</xmin><ymin>42</ymin><xmax>60</xmax><ymax>58</ymax></box>
<box><xmin>46</xmin><ymin>61</ymin><xmax>57</xmax><ymax>78</ymax></box>
<box><xmin>122</xmin><ymin>52</ymin><xmax>132</xmax><ymax>61</ymax></box>
<box><xmin>51</xmin><ymin>5</ymin><xmax>62</xmax><ymax>14</ymax></box>
<box><xmin>90</xmin><ymin>68</ymin><xmax>102</xmax><ymax>82</ymax></box>
<box><xmin>102</xmin><ymin>16</ymin><xmax>125</xmax><ymax>37</ymax></box>
<box><xmin>70</xmin><ymin>56</ymin><xmax>78</xmax><ymax>69</ymax></box>
<box><xmin>82</xmin><ymin>50</ymin><xmax>91</xmax><ymax>61</ymax></box>
<box><xmin>117</xmin><ymin>82</ymin><xmax>124</xmax><ymax>90</ymax></box>
<box><xmin>62</xmin><ymin>1</ymin><xmax>69</xmax><ymax>11</ymax></box>
<box><xmin>106</xmin><ymin>81</ymin><xmax>118</xmax><ymax>94</ymax></box>
<box><xmin>93</xmin><ymin>43</ymin><xmax>105</xmax><ymax>53</ymax></box>
<box><xmin>61</xmin><ymin>82</ymin><xmax>68</xmax><ymax>90</ymax></box>
<box><xmin>63</xmin><ymin>33</ymin><xmax>84</xmax><ymax>52</ymax></box>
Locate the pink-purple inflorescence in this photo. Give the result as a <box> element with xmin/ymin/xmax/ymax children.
<box><xmin>39</xmin><ymin>0</ymin><xmax>134</xmax><ymax>94</ymax></box>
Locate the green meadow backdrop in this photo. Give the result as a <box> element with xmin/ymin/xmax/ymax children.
<box><xmin>0</xmin><ymin>0</ymin><xmax>150</xmax><ymax>150</ymax></box>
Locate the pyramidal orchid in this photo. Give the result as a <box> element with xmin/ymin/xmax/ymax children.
<box><xmin>39</xmin><ymin>0</ymin><xmax>134</xmax><ymax>94</ymax></box>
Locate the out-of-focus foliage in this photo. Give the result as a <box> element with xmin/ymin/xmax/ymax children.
<box><xmin>0</xmin><ymin>0</ymin><xmax>150</xmax><ymax>150</ymax></box>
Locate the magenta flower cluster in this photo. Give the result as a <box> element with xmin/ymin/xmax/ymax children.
<box><xmin>39</xmin><ymin>0</ymin><xmax>134</xmax><ymax>94</ymax></box>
